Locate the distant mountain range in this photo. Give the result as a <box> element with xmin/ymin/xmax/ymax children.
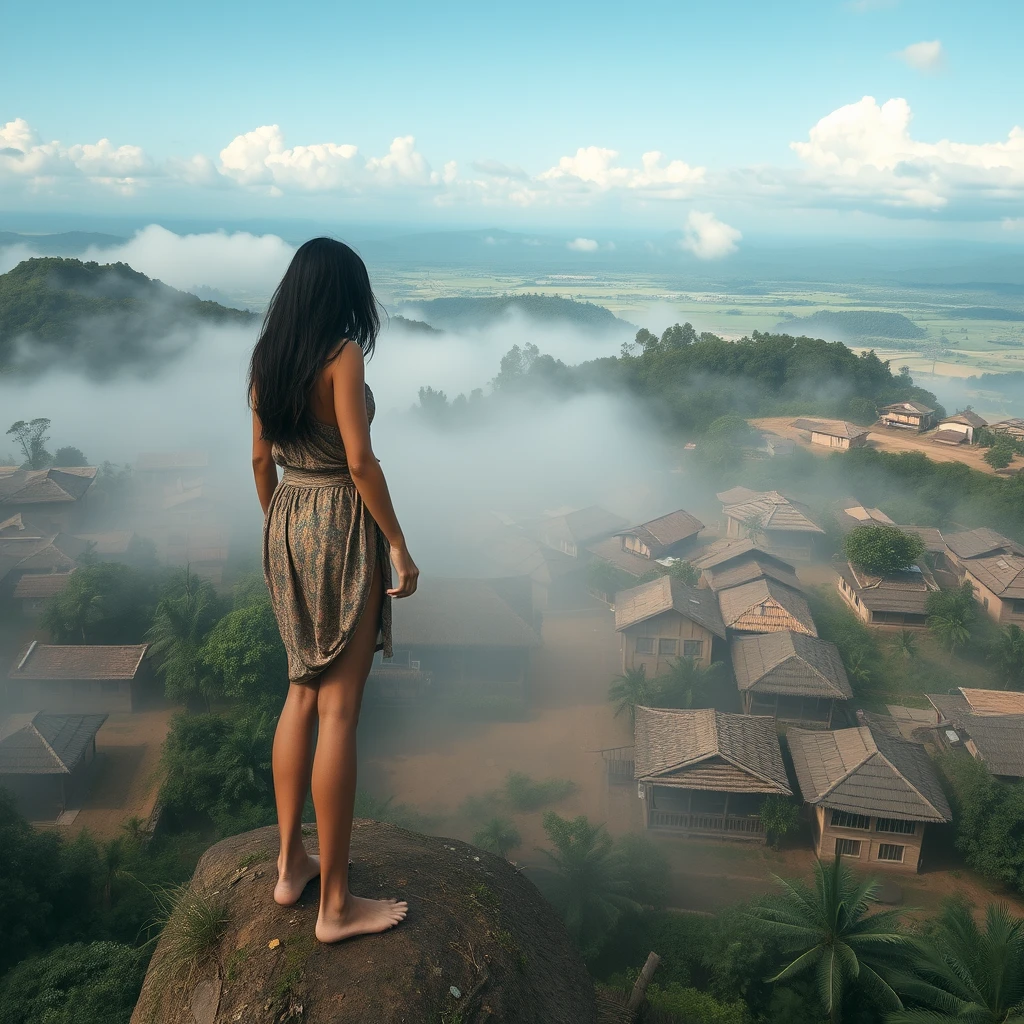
<box><xmin>402</xmin><ymin>294</ymin><xmax>634</xmax><ymax>332</ymax></box>
<box><xmin>0</xmin><ymin>230</ymin><xmax>128</xmax><ymax>255</ymax></box>
<box><xmin>775</xmin><ymin>310</ymin><xmax>927</xmax><ymax>341</ymax></box>
<box><xmin>0</xmin><ymin>257</ymin><xmax>256</xmax><ymax>374</ymax></box>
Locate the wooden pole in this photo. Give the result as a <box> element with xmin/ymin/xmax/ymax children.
<box><xmin>626</xmin><ymin>952</ymin><xmax>662</xmax><ymax>1015</ymax></box>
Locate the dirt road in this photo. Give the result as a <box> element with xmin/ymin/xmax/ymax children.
<box><xmin>753</xmin><ymin>416</ymin><xmax>1021</xmax><ymax>477</ymax></box>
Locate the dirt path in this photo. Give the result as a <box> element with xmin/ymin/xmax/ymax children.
<box><xmin>753</xmin><ymin>416</ymin><xmax>1021</xmax><ymax>477</ymax></box>
<box><xmin>63</xmin><ymin>708</ymin><xmax>173</xmax><ymax>840</ymax></box>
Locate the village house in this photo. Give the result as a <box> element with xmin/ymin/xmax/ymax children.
<box><xmin>614</xmin><ymin>576</ymin><xmax>727</xmax><ymax>675</ymax></box>
<box><xmin>535</xmin><ymin>505</ymin><xmax>627</xmax><ymax>559</ymax></box>
<box><xmin>700</xmin><ymin>553</ymin><xmax>803</xmax><ymax>595</ymax></box>
<box><xmin>587</xmin><ymin>509</ymin><xmax>705</xmax><ymax>578</ymax></box>
<box><xmin>831</xmin><ymin>498</ymin><xmax>896</xmax><ymax>535</ymax></box>
<box><xmin>0</xmin><ymin>532</ymin><xmax>85</xmax><ymax>602</ymax></box>
<box><xmin>0</xmin><ymin>467</ymin><xmax>97</xmax><ymax>533</ymax></box>
<box><xmin>941</xmin><ymin>528</ymin><xmax>1024</xmax><ymax>626</ymax></box>
<box><xmin>6</xmin><ymin>642</ymin><xmax>151</xmax><ymax>714</ymax></box>
<box><xmin>791</xmin><ymin>418</ymin><xmax>870</xmax><ymax>450</ymax></box>
<box><xmin>692</xmin><ymin>538</ymin><xmax>799</xmax><ymax>583</ymax></box>
<box><xmin>74</xmin><ymin>530</ymin><xmax>152</xmax><ymax>566</ymax></box>
<box><xmin>878</xmin><ymin>401</ymin><xmax>936</xmax><ymax>432</ymax></box>
<box><xmin>372</xmin><ymin>577</ymin><xmax>540</xmax><ymax>702</ymax></box>
<box><xmin>633</xmin><ymin>706</ymin><xmax>791</xmax><ymax>842</ymax></box>
<box><xmin>12</xmin><ymin>571</ymin><xmax>75</xmax><ymax>617</ymax></box>
<box><xmin>991</xmin><ymin>418</ymin><xmax>1024</xmax><ymax>443</ymax></box>
<box><xmin>730</xmin><ymin>630</ymin><xmax>852</xmax><ymax>728</ymax></box>
<box><xmin>787</xmin><ymin>723</ymin><xmax>952</xmax><ymax>872</ymax></box>
<box><xmin>926</xmin><ymin>688</ymin><xmax>1024</xmax><ymax>780</ymax></box>
<box><xmin>835</xmin><ymin>558</ymin><xmax>939</xmax><ymax>628</ymax></box>
<box><xmin>0</xmin><ymin>711</ymin><xmax>106</xmax><ymax>821</ymax></box>
<box><xmin>718</xmin><ymin>578</ymin><xmax>817</xmax><ymax>637</ymax></box>
<box><xmin>934</xmin><ymin>410</ymin><xmax>987</xmax><ymax>445</ymax></box>
<box><xmin>717</xmin><ymin>488</ymin><xmax>824</xmax><ymax>563</ymax></box>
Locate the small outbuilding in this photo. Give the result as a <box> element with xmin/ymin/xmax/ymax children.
<box><xmin>791</xmin><ymin>418</ymin><xmax>870</xmax><ymax>450</ymax></box>
<box><xmin>634</xmin><ymin>706</ymin><xmax>791</xmax><ymax>842</ymax></box>
<box><xmin>835</xmin><ymin>559</ymin><xmax>938</xmax><ymax>628</ymax></box>
<box><xmin>926</xmin><ymin>687</ymin><xmax>1024</xmax><ymax>780</ymax></box>
<box><xmin>0</xmin><ymin>711</ymin><xmax>107</xmax><ymax>821</ymax></box>
<box><xmin>878</xmin><ymin>401</ymin><xmax>935</xmax><ymax>432</ymax></box>
<box><xmin>731</xmin><ymin>630</ymin><xmax>852</xmax><ymax>728</ymax></box>
<box><xmin>788</xmin><ymin>722</ymin><xmax>952</xmax><ymax>872</ymax></box>
<box><xmin>588</xmin><ymin>509</ymin><xmax>704</xmax><ymax>577</ymax></box>
<box><xmin>936</xmin><ymin>410</ymin><xmax>987</xmax><ymax>445</ymax></box>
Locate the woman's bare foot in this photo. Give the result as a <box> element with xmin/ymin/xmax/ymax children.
<box><xmin>315</xmin><ymin>895</ymin><xmax>409</xmax><ymax>943</ymax></box>
<box><xmin>274</xmin><ymin>853</ymin><xmax>321</xmax><ymax>906</ymax></box>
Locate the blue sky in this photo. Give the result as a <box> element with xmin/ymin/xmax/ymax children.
<box><xmin>3</xmin><ymin>0</ymin><xmax>1024</xmax><ymax>244</ymax></box>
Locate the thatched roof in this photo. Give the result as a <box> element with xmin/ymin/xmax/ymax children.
<box><xmin>731</xmin><ymin>631</ymin><xmax>851</xmax><ymax>699</ymax></box>
<box><xmin>613</xmin><ymin>576</ymin><xmax>726</xmax><ymax>638</ymax></box>
<box><xmin>721</xmin><ymin>491</ymin><xmax>824</xmax><ymax>535</ymax></box>
<box><xmin>10</xmin><ymin>643</ymin><xmax>149</xmax><ymax>681</ymax></box>
<box><xmin>703</xmin><ymin>556</ymin><xmax>802</xmax><ymax>594</ymax></box>
<box><xmin>392</xmin><ymin>578</ymin><xmax>540</xmax><ymax>649</ymax></box>
<box><xmin>944</xmin><ymin>528</ymin><xmax>1023</xmax><ymax>561</ymax></box>
<box><xmin>927</xmin><ymin>690</ymin><xmax>1024</xmax><ymax>778</ymax></box>
<box><xmin>12</xmin><ymin>571</ymin><xmax>75</xmax><ymax>599</ymax></box>
<box><xmin>836</xmin><ymin>559</ymin><xmax>938</xmax><ymax>615</ymax></box>
<box><xmin>613</xmin><ymin>510</ymin><xmax>704</xmax><ymax>555</ymax></box>
<box><xmin>787</xmin><ymin>724</ymin><xmax>951</xmax><ymax>822</ymax></box>
<box><xmin>0</xmin><ymin>712</ymin><xmax>107</xmax><ymax>774</ymax></box>
<box><xmin>0</xmin><ymin>467</ymin><xmax>96</xmax><ymax>507</ymax></box>
<box><xmin>963</xmin><ymin>554</ymin><xmax>1024</xmax><ymax>599</ymax></box>
<box><xmin>634</xmin><ymin>706</ymin><xmax>791</xmax><ymax>795</ymax></box>
<box><xmin>718</xmin><ymin>578</ymin><xmax>817</xmax><ymax>635</ymax></box>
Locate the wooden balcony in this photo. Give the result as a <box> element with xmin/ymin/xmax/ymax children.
<box><xmin>648</xmin><ymin>810</ymin><xmax>766</xmax><ymax>840</ymax></box>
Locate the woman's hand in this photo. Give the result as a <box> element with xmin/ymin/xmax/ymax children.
<box><xmin>388</xmin><ymin>543</ymin><xmax>420</xmax><ymax>598</ymax></box>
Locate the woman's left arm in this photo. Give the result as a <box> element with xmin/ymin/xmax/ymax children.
<box><xmin>251</xmin><ymin>406</ymin><xmax>278</xmax><ymax>515</ymax></box>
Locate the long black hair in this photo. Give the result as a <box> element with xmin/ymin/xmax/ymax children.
<box><xmin>248</xmin><ymin>237</ymin><xmax>381</xmax><ymax>444</ymax></box>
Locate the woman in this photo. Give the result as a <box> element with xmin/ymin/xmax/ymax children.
<box><xmin>249</xmin><ymin>237</ymin><xmax>418</xmax><ymax>943</ymax></box>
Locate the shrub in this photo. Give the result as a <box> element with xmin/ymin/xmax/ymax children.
<box><xmin>503</xmin><ymin>771</ymin><xmax>577</xmax><ymax>811</ymax></box>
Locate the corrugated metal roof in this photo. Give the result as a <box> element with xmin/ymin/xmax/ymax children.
<box><xmin>730</xmin><ymin>631</ymin><xmax>851</xmax><ymax>698</ymax></box>
<box><xmin>614</xmin><ymin>576</ymin><xmax>726</xmax><ymax>638</ymax></box>
<box><xmin>787</xmin><ymin>724</ymin><xmax>951</xmax><ymax>822</ymax></box>
<box><xmin>634</xmin><ymin>706</ymin><xmax>791</xmax><ymax>794</ymax></box>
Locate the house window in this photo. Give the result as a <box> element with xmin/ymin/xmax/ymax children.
<box><xmin>876</xmin><ymin>818</ymin><xmax>915</xmax><ymax>835</ymax></box>
<box><xmin>635</xmin><ymin>638</ymin><xmax>655</xmax><ymax>655</ymax></box>
<box><xmin>836</xmin><ymin>838</ymin><xmax>862</xmax><ymax>857</ymax></box>
<box><xmin>830</xmin><ymin>810</ymin><xmax>871</xmax><ymax>830</ymax></box>
<box><xmin>877</xmin><ymin>843</ymin><xmax>905</xmax><ymax>863</ymax></box>
<box><xmin>658</xmin><ymin>638</ymin><xmax>678</xmax><ymax>656</ymax></box>
<box><xmin>682</xmin><ymin>640</ymin><xmax>703</xmax><ymax>658</ymax></box>
<box><xmin>1013</xmin><ymin>600</ymin><xmax>1024</xmax><ymax>615</ymax></box>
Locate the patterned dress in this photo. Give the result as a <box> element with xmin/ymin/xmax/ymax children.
<box><xmin>263</xmin><ymin>383</ymin><xmax>393</xmax><ymax>684</ymax></box>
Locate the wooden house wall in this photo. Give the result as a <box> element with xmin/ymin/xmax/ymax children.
<box><xmin>621</xmin><ymin>610</ymin><xmax>716</xmax><ymax>675</ymax></box>
<box><xmin>812</xmin><ymin>805</ymin><xmax>928</xmax><ymax>873</ymax></box>
<box><xmin>965</xmin><ymin>570</ymin><xmax>1024</xmax><ymax>627</ymax></box>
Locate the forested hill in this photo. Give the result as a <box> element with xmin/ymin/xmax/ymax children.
<box><xmin>0</xmin><ymin>257</ymin><xmax>256</xmax><ymax>374</ymax></box>
<box><xmin>406</xmin><ymin>294</ymin><xmax>633</xmax><ymax>332</ymax></box>
<box><xmin>775</xmin><ymin>309</ymin><xmax>926</xmax><ymax>340</ymax></box>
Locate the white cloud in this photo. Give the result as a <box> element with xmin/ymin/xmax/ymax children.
<box><xmin>567</xmin><ymin>237</ymin><xmax>599</xmax><ymax>252</ymax></box>
<box><xmin>896</xmin><ymin>40</ymin><xmax>945</xmax><ymax>73</ymax></box>
<box><xmin>791</xmin><ymin>95</ymin><xmax>1024</xmax><ymax>209</ymax></box>
<box><xmin>538</xmin><ymin>146</ymin><xmax>704</xmax><ymax>197</ymax></box>
<box><xmin>680</xmin><ymin>211</ymin><xmax>741</xmax><ymax>259</ymax></box>
<box><xmin>1003</xmin><ymin>217</ymin><xmax>1024</xmax><ymax>231</ymax></box>
<box><xmin>81</xmin><ymin>224</ymin><xmax>295</xmax><ymax>296</ymax></box>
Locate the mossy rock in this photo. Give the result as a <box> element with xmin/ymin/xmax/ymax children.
<box><xmin>131</xmin><ymin>819</ymin><xmax>596</xmax><ymax>1024</ymax></box>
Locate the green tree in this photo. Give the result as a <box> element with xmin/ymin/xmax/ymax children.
<box><xmin>844</xmin><ymin>525</ymin><xmax>925</xmax><ymax>576</ymax></box>
<box><xmin>200</xmin><ymin>597</ymin><xmax>287</xmax><ymax>710</ymax></box>
<box><xmin>890</xmin><ymin>900</ymin><xmax>1024</xmax><ymax>1024</ymax></box>
<box><xmin>588</xmin><ymin>560</ymin><xmax>633</xmax><ymax>603</ymax></box>
<box><xmin>146</xmin><ymin>569</ymin><xmax>221</xmax><ymax>708</ymax></box>
<box><xmin>665</xmin><ymin>559</ymin><xmax>700</xmax><ymax>586</ymax></box>
<box><xmin>749</xmin><ymin>856</ymin><xmax>916</xmax><ymax>1023</ymax></box>
<box><xmin>0</xmin><ymin>941</ymin><xmax>145</xmax><ymax>1024</ymax></box>
<box><xmin>608</xmin><ymin>665</ymin><xmax>651</xmax><ymax>727</ymax></box>
<box><xmin>6</xmin><ymin>418</ymin><xmax>52</xmax><ymax>469</ymax></box>
<box><xmin>846</xmin><ymin>396</ymin><xmax>878</xmax><ymax>426</ymax></box>
<box><xmin>218</xmin><ymin>712</ymin><xmax>274</xmax><ymax>806</ymax></box>
<box><xmin>984</xmin><ymin>443</ymin><xmax>1015</xmax><ymax>470</ymax></box>
<box><xmin>472</xmin><ymin>817</ymin><xmax>521</xmax><ymax>859</ymax></box>
<box><xmin>537</xmin><ymin>812</ymin><xmax>640</xmax><ymax>957</ymax></box>
<box><xmin>613</xmin><ymin>833</ymin><xmax>670</xmax><ymax>907</ymax></box>
<box><xmin>51</xmin><ymin>445</ymin><xmax>88</xmax><ymax>467</ymax></box>
<box><xmin>42</xmin><ymin>562</ymin><xmax>157</xmax><ymax>644</ymax></box>
<box><xmin>760</xmin><ymin>795</ymin><xmax>800</xmax><ymax>849</ymax></box>
<box><xmin>927</xmin><ymin>583</ymin><xmax>976</xmax><ymax>663</ymax></box>
<box><xmin>889</xmin><ymin>630</ymin><xmax>919</xmax><ymax>661</ymax></box>
<box><xmin>988</xmin><ymin>624</ymin><xmax>1024</xmax><ymax>689</ymax></box>
<box><xmin>653</xmin><ymin>657</ymin><xmax>724</xmax><ymax>710</ymax></box>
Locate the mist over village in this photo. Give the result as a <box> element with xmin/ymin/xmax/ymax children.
<box><xmin>4</xmin><ymin>4</ymin><xmax>1024</xmax><ymax>1023</ymax></box>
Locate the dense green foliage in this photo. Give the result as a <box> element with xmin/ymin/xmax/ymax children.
<box><xmin>775</xmin><ymin>310</ymin><xmax>927</xmax><ymax>340</ymax></box>
<box><xmin>609</xmin><ymin>658</ymin><xmax>728</xmax><ymax>724</ymax></box>
<box><xmin>0</xmin><ymin>257</ymin><xmax>255</xmax><ymax>373</ymax></box>
<box><xmin>844</xmin><ymin>525</ymin><xmax>925</xmax><ymax>575</ymax></box>
<box><xmin>411</xmin><ymin>293</ymin><xmax>632</xmax><ymax>331</ymax></box>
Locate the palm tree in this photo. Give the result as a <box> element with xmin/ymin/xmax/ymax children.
<box><xmin>537</xmin><ymin>812</ymin><xmax>639</xmax><ymax>955</ymax></box>
<box><xmin>749</xmin><ymin>856</ymin><xmax>916</xmax><ymax>1023</ymax></box>
<box><xmin>473</xmin><ymin>817</ymin><xmax>521</xmax><ymax>859</ymax></box>
<box><xmin>653</xmin><ymin>657</ymin><xmax>722</xmax><ymax>710</ymax></box>
<box><xmin>988</xmin><ymin>625</ymin><xmax>1024</xmax><ymax>690</ymax></box>
<box><xmin>890</xmin><ymin>630</ymin><xmax>918</xmax><ymax>662</ymax></box>
<box><xmin>146</xmin><ymin>568</ymin><xmax>219</xmax><ymax>709</ymax></box>
<box><xmin>889</xmin><ymin>900</ymin><xmax>1024</xmax><ymax>1023</ymax></box>
<box><xmin>608</xmin><ymin>665</ymin><xmax>651</xmax><ymax>726</ymax></box>
<box><xmin>928</xmin><ymin>610</ymin><xmax>973</xmax><ymax>665</ymax></box>
<box><xmin>217</xmin><ymin>713</ymin><xmax>274</xmax><ymax>805</ymax></box>
<box><xmin>843</xmin><ymin>651</ymin><xmax>874</xmax><ymax>691</ymax></box>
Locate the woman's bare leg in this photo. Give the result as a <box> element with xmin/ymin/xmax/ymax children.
<box><xmin>273</xmin><ymin>681</ymin><xmax>321</xmax><ymax>905</ymax></box>
<box><xmin>313</xmin><ymin>567</ymin><xmax>407</xmax><ymax>942</ymax></box>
